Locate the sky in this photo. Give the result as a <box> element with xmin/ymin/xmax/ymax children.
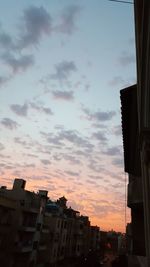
<box><xmin>0</xmin><ymin>0</ymin><xmax>136</xmax><ymax>232</ymax></box>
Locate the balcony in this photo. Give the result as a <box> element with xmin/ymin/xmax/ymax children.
<box><xmin>127</xmin><ymin>176</ymin><xmax>143</xmax><ymax>208</ymax></box>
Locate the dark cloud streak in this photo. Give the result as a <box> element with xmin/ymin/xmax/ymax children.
<box><xmin>82</xmin><ymin>107</ymin><xmax>116</xmax><ymax>122</ymax></box>
<box><xmin>54</xmin><ymin>5</ymin><xmax>81</xmax><ymax>35</ymax></box>
<box><xmin>19</xmin><ymin>5</ymin><xmax>52</xmax><ymax>49</ymax></box>
<box><xmin>1</xmin><ymin>53</ymin><xmax>34</xmax><ymax>73</ymax></box>
<box><xmin>10</xmin><ymin>103</ymin><xmax>28</xmax><ymax>117</ymax></box>
<box><xmin>1</xmin><ymin>118</ymin><xmax>20</xmax><ymax>130</ymax></box>
<box><xmin>52</xmin><ymin>90</ymin><xmax>74</xmax><ymax>101</ymax></box>
<box><xmin>50</xmin><ymin>60</ymin><xmax>77</xmax><ymax>82</ymax></box>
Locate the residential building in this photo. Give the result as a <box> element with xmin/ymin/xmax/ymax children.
<box><xmin>120</xmin><ymin>85</ymin><xmax>145</xmax><ymax>264</ymax></box>
<box><xmin>134</xmin><ymin>1</ymin><xmax>150</xmax><ymax>266</ymax></box>
<box><xmin>90</xmin><ymin>226</ymin><xmax>100</xmax><ymax>252</ymax></box>
<box><xmin>0</xmin><ymin>179</ymin><xmax>48</xmax><ymax>267</ymax></box>
<box><xmin>0</xmin><ymin>193</ymin><xmax>17</xmax><ymax>267</ymax></box>
<box><xmin>120</xmin><ymin>1</ymin><xmax>150</xmax><ymax>266</ymax></box>
<box><xmin>0</xmin><ymin>179</ymin><xmax>101</xmax><ymax>267</ymax></box>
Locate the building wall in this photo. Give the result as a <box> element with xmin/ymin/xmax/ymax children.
<box><xmin>134</xmin><ymin>1</ymin><xmax>150</xmax><ymax>266</ymax></box>
<box><xmin>0</xmin><ymin>179</ymin><xmax>101</xmax><ymax>267</ymax></box>
<box><xmin>0</xmin><ymin>195</ymin><xmax>17</xmax><ymax>267</ymax></box>
<box><xmin>0</xmin><ymin>179</ymin><xmax>48</xmax><ymax>267</ymax></box>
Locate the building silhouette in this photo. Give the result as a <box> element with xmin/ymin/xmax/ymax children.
<box><xmin>120</xmin><ymin>1</ymin><xmax>150</xmax><ymax>266</ymax></box>
<box><xmin>0</xmin><ymin>178</ymin><xmax>101</xmax><ymax>267</ymax></box>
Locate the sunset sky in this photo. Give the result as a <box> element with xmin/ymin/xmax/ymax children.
<box><xmin>0</xmin><ymin>0</ymin><xmax>135</xmax><ymax>232</ymax></box>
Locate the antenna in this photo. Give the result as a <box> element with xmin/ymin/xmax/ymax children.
<box><xmin>108</xmin><ymin>0</ymin><xmax>133</xmax><ymax>4</ymax></box>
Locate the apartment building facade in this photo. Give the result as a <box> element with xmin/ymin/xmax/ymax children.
<box><xmin>120</xmin><ymin>1</ymin><xmax>150</xmax><ymax>266</ymax></box>
<box><xmin>0</xmin><ymin>179</ymin><xmax>48</xmax><ymax>267</ymax></box>
<box><xmin>0</xmin><ymin>178</ymin><xmax>101</xmax><ymax>267</ymax></box>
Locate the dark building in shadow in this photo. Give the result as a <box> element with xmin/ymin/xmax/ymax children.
<box><xmin>120</xmin><ymin>1</ymin><xmax>150</xmax><ymax>266</ymax></box>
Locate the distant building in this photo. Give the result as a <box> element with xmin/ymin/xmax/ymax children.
<box><xmin>0</xmin><ymin>178</ymin><xmax>101</xmax><ymax>267</ymax></box>
<box><xmin>90</xmin><ymin>225</ymin><xmax>100</xmax><ymax>252</ymax></box>
<box><xmin>0</xmin><ymin>179</ymin><xmax>48</xmax><ymax>267</ymax></box>
<box><xmin>0</xmin><ymin>193</ymin><xmax>17</xmax><ymax>267</ymax></box>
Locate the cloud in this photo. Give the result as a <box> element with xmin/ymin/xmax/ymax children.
<box><xmin>86</xmin><ymin>179</ymin><xmax>98</xmax><ymax>186</ymax></box>
<box><xmin>66</xmin><ymin>188</ymin><xmax>75</xmax><ymax>194</ymax></box>
<box><xmin>112</xmin><ymin>158</ymin><xmax>124</xmax><ymax>168</ymax></box>
<box><xmin>10</xmin><ymin>101</ymin><xmax>53</xmax><ymax>117</ymax></box>
<box><xmin>53</xmin><ymin>154</ymin><xmax>61</xmax><ymax>161</ymax></box>
<box><xmin>92</xmin><ymin>203</ymin><xmax>120</xmax><ymax>218</ymax></box>
<box><xmin>0</xmin><ymin>6</ymin><xmax>52</xmax><ymax>84</ymax></box>
<box><xmin>19</xmin><ymin>5</ymin><xmax>52</xmax><ymax>48</ymax></box>
<box><xmin>59</xmin><ymin>129</ymin><xmax>93</xmax><ymax>149</ymax></box>
<box><xmin>23</xmin><ymin>153</ymin><xmax>38</xmax><ymax>158</ymax></box>
<box><xmin>52</xmin><ymin>90</ymin><xmax>74</xmax><ymax>101</ymax></box>
<box><xmin>88</xmin><ymin>174</ymin><xmax>103</xmax><ymax>181</ymax></box>
<box><xmin>0</xmin><ymin>6</ymin><xmax>80</xmax><ymax>87</ymax></box>
<box><xmin>87</xmin><ymin>159</ymin><xmax>104</xmax><ymax>173</ymax></box>
<box><xmin>50</xmin><ymin>60</ymin><xmax>77</xmax><ymax>82</ymax></box>
<box><xmin>92</xmin><ymin>131</ymin><xmax>108</xmax><ymax>142</ymax></box>
<box><xmin>41</xmin><ymin>159</ymin><xmax>51</xmax><ymax>165</ymax></box>
<box><xmin>118</xmin><ymin>52</ymin><xmax>136</xmax><ymax>66</ymax></box>
<box><xmin>23</xmin><ymin>163</ymin><xmax>36</xmax><ymax>168</ymax></box>
<box><xmin>14</xmin><ymin>137</ymin><xmax>28</xmax><ymax>146</ymax></box>
<box><xmin>0</xmin><ymin>143</ymin><xmax>4</xmax><ymax>151</ymax></box>
<box><xmin>40</xmin><ymin>131</ymin><xmax>64</xmax><ymax>146</ymax></box>
<box><xmin>74</xmin><ymin>150</ymin><xmax>89</xmax><ymax>157</ymax></box>
<box><xmin>0</xmin><ymin>32</ymin><xmax>15</xmax><ymax>50</ymax></box>
<box><xmin>0</xmin><ymin>75</ymin><xmax>11</xmax><ymax>87</ymax></box>
<box><xmin>54</xmin><ymin>5</ymin><xmax>81</xmax><ymax>35</ymax></box>
<box><xmin>82</xmin><ymin>107</ymin><xmax>116</xmax><ymax>122</ymax></box>
<box><xmin>10</xmin><ymin>103</ymin><xmax>28</xmax><ymax>116</ymax></box>
<box><xmin>91</xmin><ymin>123</ymin><xmax>107</xmax><ymax>129</ymax></box>
<box><xmin>63</xmin><ymin>154</ymin><xmax>81</xmax><ymax>165</ymax></box>
<box><xmin>65</xmin><ymin>170</ymin><xmax>80</xmax><ymax>176</ymax></box>
<box><xmin>108</xmin><ymin>76</ymin><xmax>126</xmax><ymax>87</ymax></box>
<box><xmin>1</xmin><ymin>53</ymin><xmax>34</xmax><ymax>73</ymax></box>
<box><xmin>103</xmin><ymin>146</ymin><xmax>122</xmax><ymax>156</ymax></box>
<box><xmin>1</xmin><ymin>118</ymin><xmax>19</xmax><ymax>130</ymax></box>
<box><xmin>41</xmin><ymin>129</ymin><xmax>94</xmax><ymax>155</ymax></box>
<box><xmin>42</xmin><ymin>107</ymin><xmax>53</xmax><ymax>115</ymax></box>
<box><xmin>113</xmin><ymin>125</ymin><xmax>122</xmax><ymax>136</ymax></box>
<box><xmin>29</xmin><ymin>102</ymin><xmax>53</xmax><ymax>115</ymax></box>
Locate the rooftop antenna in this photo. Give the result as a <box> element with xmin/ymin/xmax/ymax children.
<box><xmin>108</xmin><ymin>0</ymin><xmax>133</xmax><ymax>4</ymax></box>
